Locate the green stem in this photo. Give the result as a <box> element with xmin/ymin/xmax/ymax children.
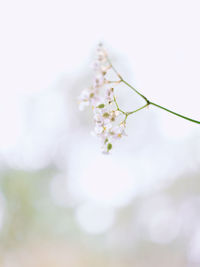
<box><xmin>107</xmin><ymin>57</ymin><xmax>122</xmax><ymax>79</ymax></box>
<box><xmin>128</xmin><ymin>103</ymin><xmax>149</xmax><ymax>115</ymax></box>
<box><xmin>121</xmin><ymin>79</ymin><xmax>149</xmax><ymax>104</ymax></box>
<box><xmin>150</xmin><ymin>102</ymin><xmax>200</xmax><ymax>124</ymax></box>
<box><xmin>113</xmin><ymin>95</ymin><xmax>126</xmax><ymax>115</ymax></box>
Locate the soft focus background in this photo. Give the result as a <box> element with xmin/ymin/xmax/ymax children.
<box><xmin>0</xmin><ymin>0</ymin><xmax>200</xmax><ymax>266</ymax></box>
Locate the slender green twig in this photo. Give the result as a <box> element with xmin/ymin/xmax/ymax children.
<box><xmin>106</xmin><ymin>80</ymin><xmax>121</xmax><ymax>84</ymax></box>
<box><xmin>150</xmin><ymin>102</ymin><xmax>200</xmax><ymax>124</ymax></box>
<box><xmin>127</xmin><ymin>103</ymin><xmax>149</xmax><ymax>115</ymax></box>
<box><xmin>113</xmin><ymin>96</ymin><xmax>127</xmax><ymax>115</ymax></box>
<box><xmin>121</xmin><ymin>79</ymin><xmax>150</xmax><ymax>104</ymax></box>
<box><xmin>113</xmin><ymin>95</ymin><xmax>119</xmax><ymax>109</ymax></box>
<box><xmin>108</xmin><ymin>57</ymin><xmax>200</xmax><ymax>125</ymax></box>
<box><xmin>107</xmin><ymin>57</ymin><xmax>122</xmax><ymax>80</ymax></box>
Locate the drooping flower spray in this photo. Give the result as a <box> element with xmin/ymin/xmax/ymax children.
<box><xmin>79</xmin><ymin>44</ymin><xmax>200</xmax><ymax>154</ymax></box>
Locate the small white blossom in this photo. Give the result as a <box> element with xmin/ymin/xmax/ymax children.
<box><xmin>93</xmin><ymin>74</ymin><xmax>105</xmax><ymax>88</ymax></box>
<box><xmin>94</xmin><ymin>125</ymin><xmax>104</xmax><ymax>134</ymax></box>
<box><xmin>111</xmin><ymin>122</ymin><xmax>127</xmax><ymax>140</ymax></box>
<box><xmin>106</xmin><ymin>88</ymin><xmax>114</xmax><ymax>104</ymax></box>
<box><xmin>78</xmin><ymin>87</ymin><xmax>102</xmax><ymax>111</ymax></box>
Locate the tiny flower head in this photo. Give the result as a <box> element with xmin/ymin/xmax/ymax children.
<box><xmin>79</xmin><ymin>44</ymin><xmax>128</xmax><ymax>154</ymax></box>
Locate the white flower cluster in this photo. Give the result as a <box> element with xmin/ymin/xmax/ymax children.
<box><xmin>78</xmin><ymin>44</ymin><xmax>127</xmax><ymax>154</ymax></box>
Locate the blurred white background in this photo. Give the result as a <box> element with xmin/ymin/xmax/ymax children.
<box><xmin>0</xmin><ymin>0</ymin><xmax>200</xmax><ymax>266</ymax></box>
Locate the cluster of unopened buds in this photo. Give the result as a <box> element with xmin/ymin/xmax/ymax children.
<box><xmin>78</xmin><ymin>44</ymin><xmax>200</xmax><ymax>154</ymax></box>
<box><xmin>78</xmin><ymin>44</ymin><xmax>131</xmax><ymax>154</ymax></box>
